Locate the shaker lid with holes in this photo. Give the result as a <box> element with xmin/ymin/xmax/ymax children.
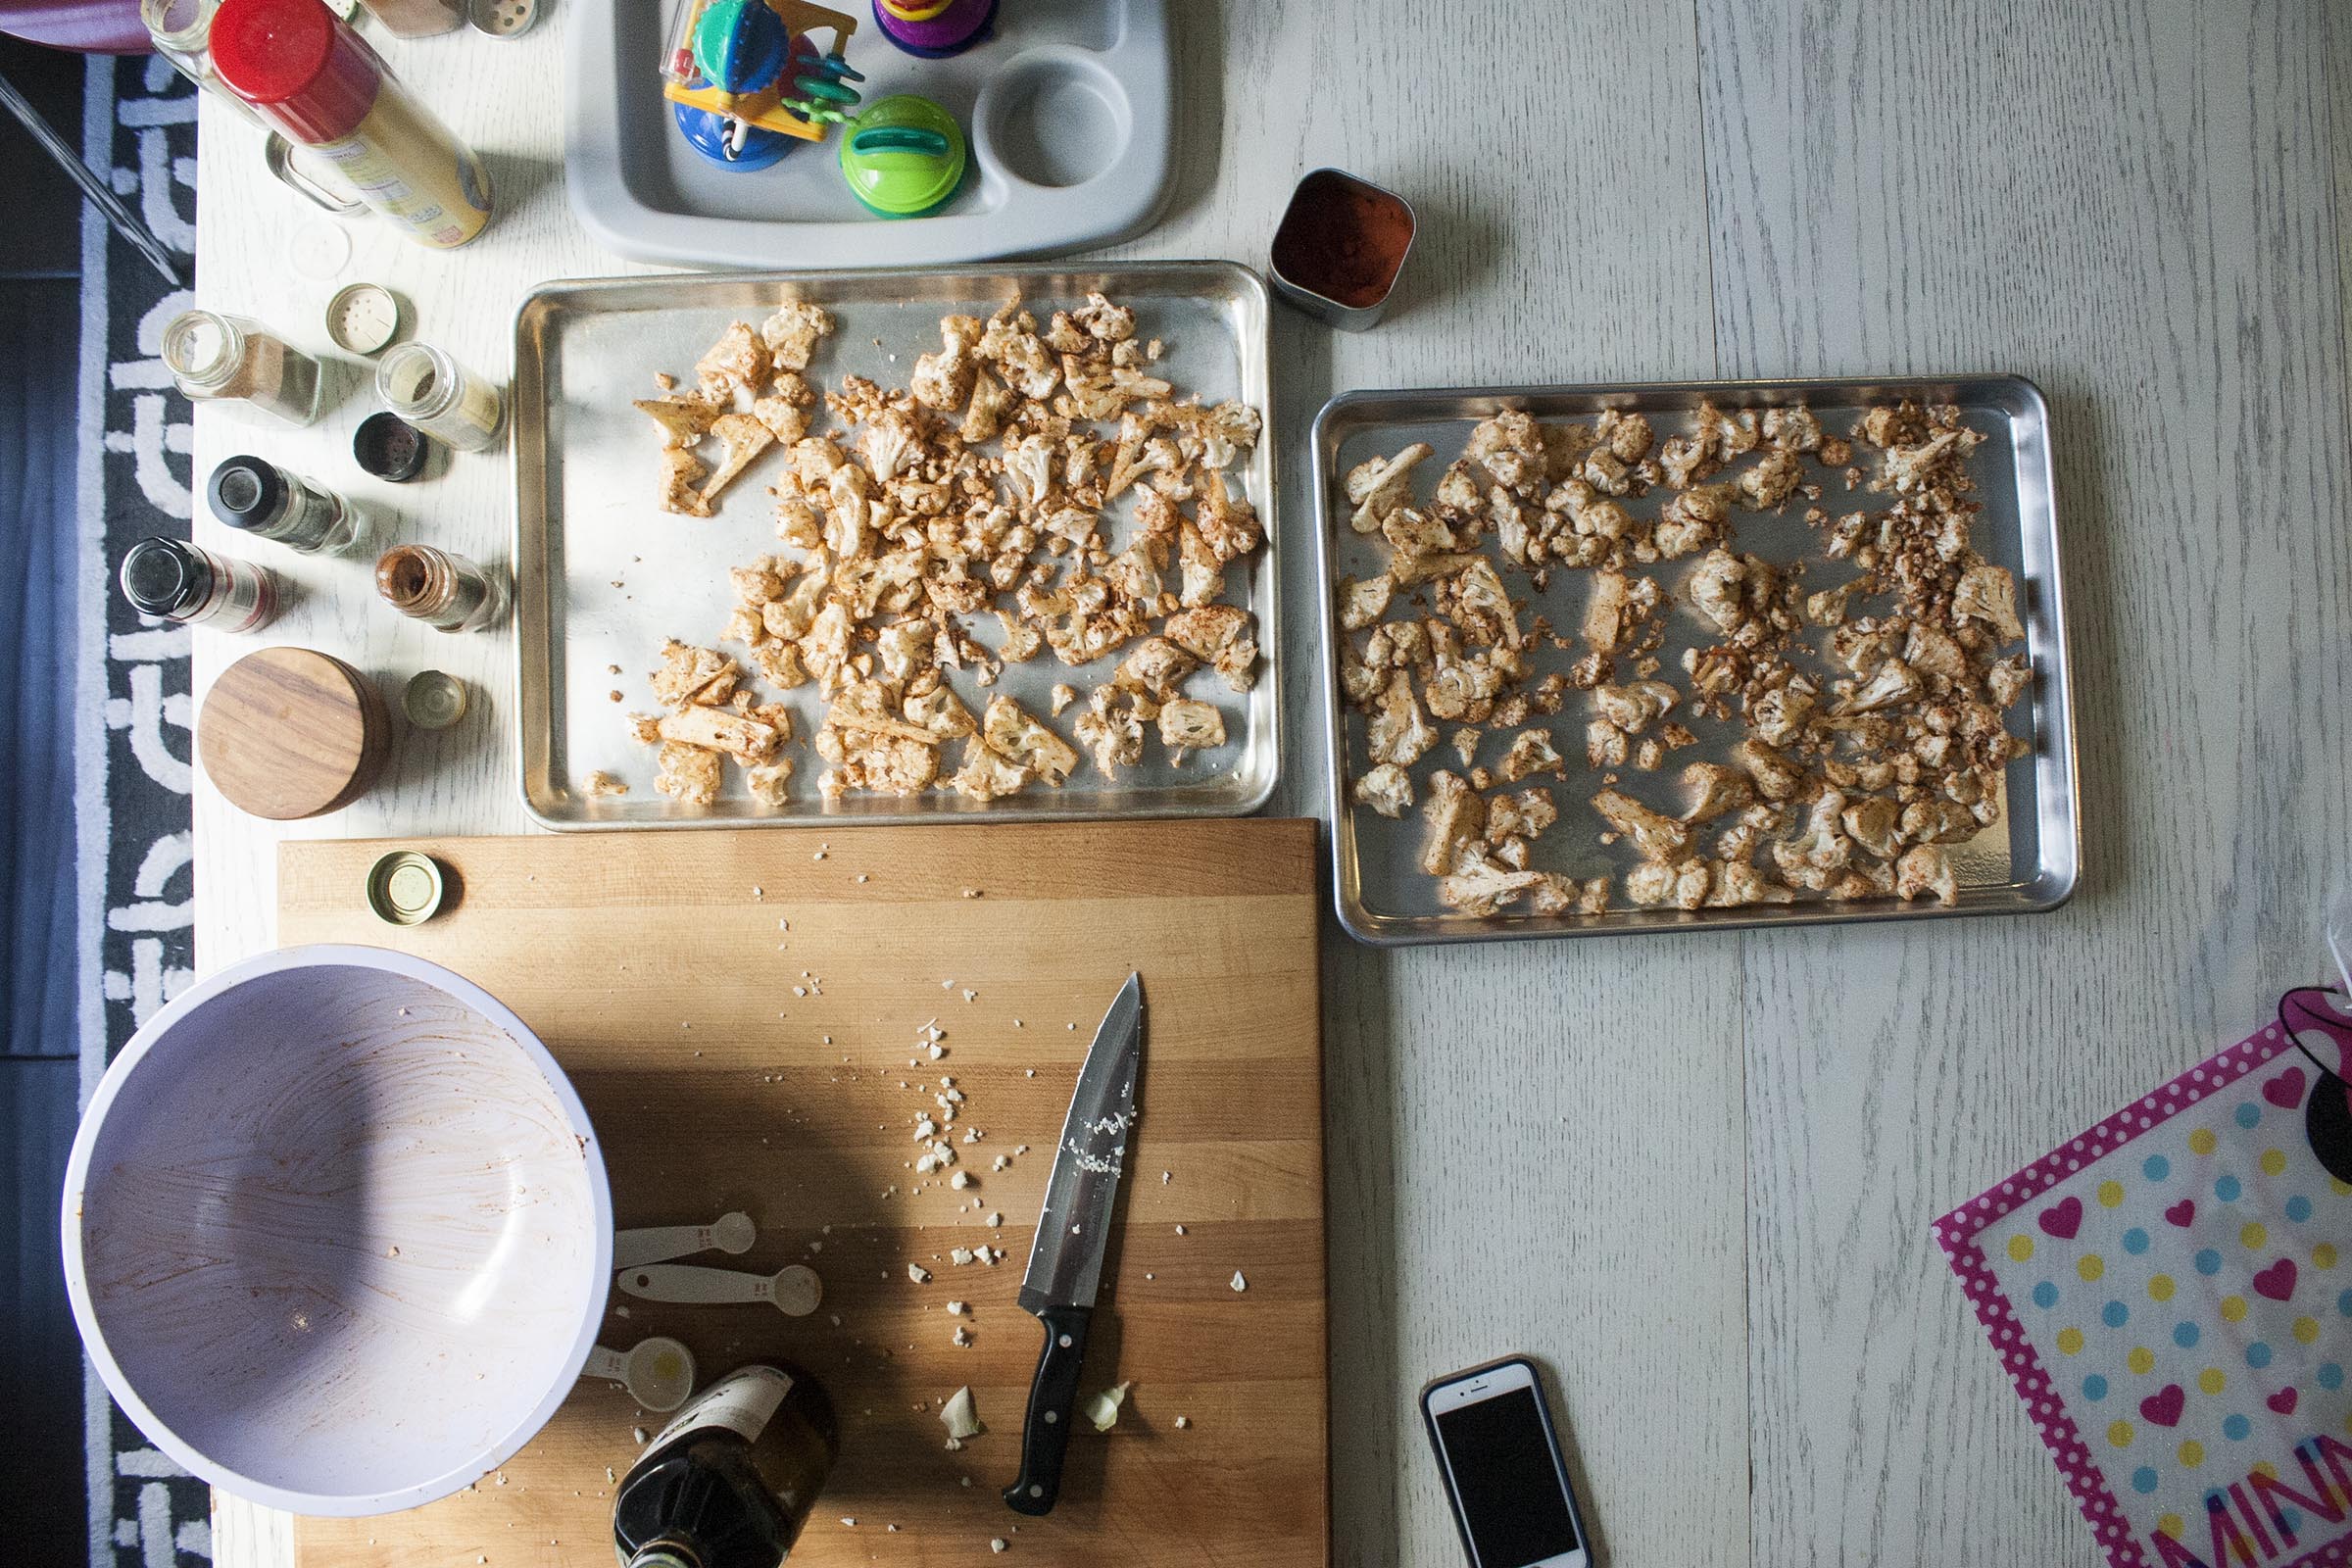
<box><xmin>467</xmin><ymin>0</ymin><xmax>535</xmax><ymax>36</ymax></box>
<box><xmin>326</xmin><ymin>282</ymin><xmax>400</xmax><ymax>355</ymax></box>
<box><xmin>354</xmin><ymin>411</ymin><xmax>427</xmax><ymax>481</ymax></box>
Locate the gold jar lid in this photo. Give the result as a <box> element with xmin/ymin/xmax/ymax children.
<box><xmin>403</xmin><ymin>669</ymin><xmax>468</xmax><ymax>729</ymax></box>
<box><xmin>367</xmin><ymin>851</ymin><xmax>446</xmax><ymax>924</ymax></box>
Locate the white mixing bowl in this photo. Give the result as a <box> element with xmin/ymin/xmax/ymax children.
<box><xmin>63</xmin><ymin>945</ymin><xmax>612</xmax><ymax>1515</ymax></box>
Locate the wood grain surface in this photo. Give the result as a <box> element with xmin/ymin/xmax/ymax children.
<box><xmin>197</xmin><ymin>647</ymin><xmax>388</xmax><ymax>819</ymax></box>
<box><xmin>188</xmin><ymin>3</ymin><xmax>2352</xmax><ymax>1566</ymax></box>
<box><xmin>277</xmin><ymin>819</ymin><xmax>1324</xmax><ymax>1567</ymax></box>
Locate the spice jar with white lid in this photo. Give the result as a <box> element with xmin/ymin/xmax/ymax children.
<box><xmin>162</xmin><ymin>309</ymin><xmax>321</xmax><ymax>426</ymax></box>
<box><xmin>376</xmin><ymin>342</ymin><xmax>505</xmax><ymax>452</ymax></box>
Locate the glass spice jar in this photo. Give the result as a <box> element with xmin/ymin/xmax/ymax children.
<box><xmin>375</xmin><ymin>543</ymin><xmax>509</xmax><ymax>633</ymax></box>
<box><xmin>207</xmin><ymin>455</ymin><xmax>366</xmax><ymax>555</ymax></box>
<box><xmin>141</xmin><ymin>0</ymin><xmax>269</xmax><ymax>124</ymax></box>
<box><xmin>162</xmin><ymin>309</ymin><xmax>322</xmax><ymax>426</ymax></box>
<box><xmin>353</xmin><ymin>0</ymin><xmax>463</xmax><ymax>37</ymax></box>
<box><xmin>119</xmin><ymin>537</ymin><xmax>279</xmax><ymax>632</ymax></box>
<box><xmin>376</xmin><ymin>342</ymin><xmax>505</xmax><ymax>452</ymax></box>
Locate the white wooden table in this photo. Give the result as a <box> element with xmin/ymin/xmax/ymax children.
<box><xmin>188</xmin><ymin>3</ymin><xmax>2352</xmax><ymax>1563</ymax></box>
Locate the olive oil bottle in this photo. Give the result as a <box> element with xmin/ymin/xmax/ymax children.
<box><xmin>612</xmin><ymin>1364</ymin><xmax>839</xmax><ymax>1568</ymax></box>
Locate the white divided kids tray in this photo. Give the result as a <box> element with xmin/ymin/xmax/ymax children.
<box><xmin>564</xmin><ymin>0</ymin><xmax>1175</xmax><ymax>270</ymax></box>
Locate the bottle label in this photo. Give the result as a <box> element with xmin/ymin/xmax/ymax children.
<box><xmin>650</xmin><ymin>1366</ymin><xmax>794</xmax><ymax>1451</ymax></box>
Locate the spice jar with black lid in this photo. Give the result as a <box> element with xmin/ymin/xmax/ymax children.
<box><xmin>119</xmin><ymin>537</ymin><xmax>279</xmax><ymax>633</ymax></box>
<box><xmin>207</xmin><ymin>455</ymin><xmax>365</xmax><ymax>555</ymax></box>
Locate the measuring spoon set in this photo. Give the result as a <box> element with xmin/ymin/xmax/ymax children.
<box><xmin>584</xmin><ymin>1210</ymin><xmax>825</xmax><ymax>1410</ymax></box>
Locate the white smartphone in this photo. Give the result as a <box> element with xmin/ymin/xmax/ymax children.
<box><xmin>1421</xmin><ymin>1356</ymin><xmax>1592</xmax><ymax>1568</ymax></box>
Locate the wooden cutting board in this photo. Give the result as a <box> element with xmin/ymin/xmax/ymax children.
<box><xmin>281</xmin><ymin>819</ymin><xmax>1326</xmax><ymax>1568</ymax></box>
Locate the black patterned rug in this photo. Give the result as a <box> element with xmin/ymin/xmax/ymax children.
<box><xmin>74</xmin><ymin>49</ymin><xmax>205</xmax><ymax>1568</ymax></box>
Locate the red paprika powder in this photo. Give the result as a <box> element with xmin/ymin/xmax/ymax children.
<box><xmin>1271</xmin><ymin>170</ymin><xmax>1415</xmax><ymax>310</ymax></box>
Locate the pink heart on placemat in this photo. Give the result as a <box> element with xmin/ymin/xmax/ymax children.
<box><xmin>2039</xmin><ymin>1196</ymin><xmax>2083</xmax><ymax>1240</ymax></box>
<box><xmin>2254</xmin><ymin>1259</ymin><xmax>2299</xmax><ymax>1301</ymax></box>
<box><xmin>2267</xmin><ymin>1068</ymin><xmax>2308</xmax><ymax>1109</ymax></box>
<box><xmin>2165</xmin><ymin>1200</ymin><xmax>2196</xmax><ymax>1227</ymax></box>
<box><xmin>2271</xmin><ymin>1388</ymin><xmax>2300</xmax><ymax>1415</ymax></box>
<box><xmin>2141</xmin><ymin>1384</ymin><xmax>2186</xmax><ymax>1427</ymax></box>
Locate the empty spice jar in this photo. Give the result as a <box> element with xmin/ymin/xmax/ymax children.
<box><xmin>161</xmin><ymin>309</ymin><xmax>321</xmax><ymax>425</ymax></box>
<box><xmin>376</xmin><ymin>543</ymin><xmax>508</xmax><ymax>632</ymax></box>
<box><xmin>354</xmin><ymin>0</ymin><xmax>463</xmax><ymax>37</ymax></box>
<box><xmin>376</xmin><ymin>342</ymin><xmax>505</xmax><ymax>452</ymax></box>
<box><xmin>119</xmin><ymin>537</ymin><xmax>279</xmax><ymax>632</ymax></box>
<box><xmin>207</xmin><ymin>455</ymin><xmax>365</xmax><ymax>555</ymax></box>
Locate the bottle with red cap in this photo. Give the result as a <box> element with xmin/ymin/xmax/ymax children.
<box><xmin>210</xmin><ymin>0</ymin><xmax>493</xmax><ymax>249</ymax></box>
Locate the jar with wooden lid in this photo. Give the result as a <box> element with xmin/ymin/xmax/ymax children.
<box><xmin>162</xmin><ymin>309</ymin><xmax>321</xmax><ymax>425</ymax></box>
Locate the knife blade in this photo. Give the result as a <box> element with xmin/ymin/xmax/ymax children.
<box><xmin>1004</xmin><ymin>970</ymin><xmax>1143</xmax><ymax>1515</ymax></box>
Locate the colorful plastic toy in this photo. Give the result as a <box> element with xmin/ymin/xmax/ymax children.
<box><xmin>869</xmin><ymin>0</ymin><xmax>996</xmax><ymax>58</ymax></box>
<box><xmin>837</xmin><ymin>93</ymin><xmax>966</xmax><ymax>216</ymax></box>
<box><xmin>662</xmin><ymin>0</ymin><xmax>864</xmax><ymax>170</ymax></box>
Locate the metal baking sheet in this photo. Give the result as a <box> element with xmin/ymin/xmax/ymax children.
<box><xmin>1311</xmin><ymin>376</ymin><xmax>2079</xmax><ymax>945</ymax></box>
<box><xmin>513</xmin><ymin>262</ymin><xmax>1276</xmax><ymax>828</ymax></box>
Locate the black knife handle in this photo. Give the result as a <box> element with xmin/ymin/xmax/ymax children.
<box><xmin>1004</xmin><ymin>1303</ymin><xmax>1093</xmax><ymax>1515</ymax></box>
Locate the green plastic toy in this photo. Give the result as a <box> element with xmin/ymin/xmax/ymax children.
<box><xmin>837</xmin><ymin>94</ymin><xmax>967</xmax><ymax>218</ymax></box>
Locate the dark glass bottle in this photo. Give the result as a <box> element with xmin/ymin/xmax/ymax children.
<box><xmin>612</xmin><ymin>1364</ymin><xmax>839</xmax><ymax>1568</ymax></box>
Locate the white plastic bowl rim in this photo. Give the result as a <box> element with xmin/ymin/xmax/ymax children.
<box><xmin>59</xmin><ymin>943</ymin><xmax>613</xmax><ymax>1517</ymax></box>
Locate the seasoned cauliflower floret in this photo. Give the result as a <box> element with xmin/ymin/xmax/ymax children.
<box><xmin>1418</xmin><ymin>770</ymin><xmax>1487</xmax><ymax>875</ymax></box>
<box><xmin>1352</xmin><ymin>762</ymin><xmax>1414</xmax><ymax>818</ymax></box>
<box><xmin>1156</xmin><ymin>699</ymin><xmax>1226</xmax><ymax>758</ymax></box>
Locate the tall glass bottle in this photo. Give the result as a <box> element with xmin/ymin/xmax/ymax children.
<box><xmin>612</xmin><ymin>1365</ymin><xmax>839</xmax><ymax>1568</ymax></box>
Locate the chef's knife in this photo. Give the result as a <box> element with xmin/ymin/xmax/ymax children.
<box><xmin>1004</xmin><ymin>970</ymin><xmax>1143</xmax><ymax>1515</ymax></box>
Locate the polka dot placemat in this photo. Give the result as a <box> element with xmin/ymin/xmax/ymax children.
<box><xmin>1936</xmin><ymin>995</ymin><xmax>2352</xmax><ymax>1568</ymax></box>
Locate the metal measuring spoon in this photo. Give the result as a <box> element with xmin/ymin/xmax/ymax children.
<box><xmin>581</xmin><ymin>1335</ymin><xmax>697</xmax><ymax>1413</ymax></box>
<box><xmin>612</xmin><ymin>1210</ymin><xmax>757</xmax><ymax>1270</ymax></box>
<box><xmin>614</xmin><ymin>1262</ymin><xmax>823</xmax><ymax>1318</ymax></box>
